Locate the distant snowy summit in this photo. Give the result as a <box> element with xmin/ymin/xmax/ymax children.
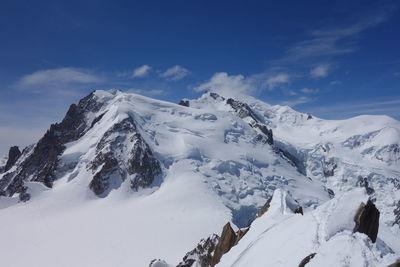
<box><xmin>0</xmin><ymin>89</ymin><xmax>399</xmax><ymax>267</ymax></box>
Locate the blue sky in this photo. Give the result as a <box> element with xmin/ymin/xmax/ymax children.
<box><xmin>1</xmin><ymin>0</ymin><xmax>400</xmax><ymax>154</ymax></box>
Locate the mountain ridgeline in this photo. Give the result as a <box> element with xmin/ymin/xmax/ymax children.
<box><xmin>0</xmin><ymin>89</ymin><xmax>399</xmax><ymax>266</ymax></box>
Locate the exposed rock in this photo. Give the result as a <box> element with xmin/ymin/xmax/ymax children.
<box><xmin>256</xmin><ymin>196</ymin><xmax>273</xmax><ymax>218</ymax></box>
<box><xmin>298</xmin><ymin>253</ymin><xmax>316</xmax><ymax>267</ymax></box>
<box><xmin>89</xmin><ymin>116</ymin><xmax>161</xmax><ymax>196</ymax></box>
<box><xmin>226</xmin><ymin>98</ymin><xmax>259</xmax><ymax>121</ymax></box>
<box><xmin>388</xmin><ymin>259</ymin><xmax>400</xmax><ymax>267</ymax></box>
<box><xmin>178</xmin><ymin>99</ymin><xmax>190</xmax><ymax>107</ymax></box>
<box><xmin>4</xmin><ymin>146</ymin><xmax>21</xmax><ymax>172</ymax></box>
<box><xmin>326</xmin><ymin>188</ymin><xmax>335</xmax><ymax>198</ymax></box>
<box><xmin>209</xmin><ymin>92</ymin><xmax>225</xmax><ymax>101</ymax></box>
<box><xmin>353</xmin><ymin>200</ymin><xmax>380</xmax><ymax>243</ymax></box>
<box><xmin>149</xmin><ymin>259</ymin><xmax>170</xmax><ymax>267</ymax></box>
<box><xmin>307</xmin><ymin>114</ymin><xmax>313</xmax><ymax>120</ymax></box>
<box><xmin>129</xmin><ymin>133</ymin><xmax>161</xmax><ymax>190</ymax></box>
<box><xmin>211</xmin><ymin>222</ymin><xmax>237</xmax><ymax>266</ymax></box>
<box><xmin>1</xmin><ymin>91</ymin><xmax>103</xmax><ymax>197</ymax></box>
<box><xmin>234</xmin><ymin>227</ymin><xmax>249</xmax><ymax>245</ymax></box>
<box><xmin>19</xmin><ymin>186</ymin><xmax>30</xmax><ymax>202</ymax></box>
<box><xmin>294</xmin><ymin>206</ymin><xmax>304</xmax><ymax>215</ymax></box>
<box><xmin>177</xmin><ymin>234</ymin><xmax>220</xmax><ymax>267</ymax></box>
<box><xmin>356</xmin><ymin>176</ymin><xmax>375</xmax><ymax>195</ymax></box>
<box><xmin>393</xmin><ymin>200</ymin><xmax>400</xmax><ymax>228</ymax></box>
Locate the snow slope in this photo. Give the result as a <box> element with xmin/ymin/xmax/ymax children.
<box><xmin>0</xmin><ymin>89</ymin><xmax>398</xmax><ymax>266</ymax></box>
<box><xmin>218</xmin><ymin>189</ymin><xmax>398</xmax><ymax>267</ymax></box>
<box><xmin>0</xmin><ymin>90</ymin><xmax>328</xmax><ymax>266</ymax></box>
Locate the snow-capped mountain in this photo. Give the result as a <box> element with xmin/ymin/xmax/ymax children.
<box><xmin>0</xmin><ymin>89</ymin><xmax>399</xmax><ymax>267</ymax></box>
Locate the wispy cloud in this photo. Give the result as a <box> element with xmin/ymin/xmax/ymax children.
<box><xmin>310</xmin><ymin>64</ymin><xmax>330</xmax><ymax>78</ymax></box>
<box><xmin>264</xmin><ymin>73</ymin><xmax>290</xmax><ymax>90</ymax></box>
<box><xmin>279</xmin><ymin>10</ymin><xmax>391</xmax><ymax>64</ymax></box>
<box><xmin>280</xmin><ymin>96</ymin><xmax>313</xmax><ymax>107</ymax></box>
<box><xmin>17</xmin><ymin>67</ymin><xmax>102</xmax><ymax>93</ymax></box>
<box><xmin>301</xmin><ymin>87</ymin><xmax>319</xmax><ymax>94</ymax></box>
<box><xmin>132</xmin><ymin>65</ymin><xmax>152</xmax><ymax>78</ymax></box>
<box><xmin>193</xmin><ymin>72</ymin><xmax>256</xmax><ymax>97</ymax></box>
<box><xmin>160</xmin><ymin>65</ymin><xmax>190</xmax><ymax>81</ymax></box>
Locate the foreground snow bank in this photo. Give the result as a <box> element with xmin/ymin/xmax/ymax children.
<box><xmin>218</xmin><ymin>189</ymin><xmax>399</xmax><ymax>267</ymax></box>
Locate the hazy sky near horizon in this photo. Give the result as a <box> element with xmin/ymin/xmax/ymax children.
<box><xmin>0</xmin><ymin>0</ymin><xmax>400</xmax><ymax>155</ymax></box>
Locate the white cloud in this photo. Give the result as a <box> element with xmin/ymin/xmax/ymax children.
<box><xmin>160</xmin><ymin>65</ymin><xmax>190</xmax><ymax>81</ymax></box>
<box><xmin>18</xmin><ymin>67</ymin><xmax>101</xmax><ymax>87</ymax></box>
<box><xmin>132</xmin><ymin>65</ymin><xmax>152</xmax><ymax>78</ymax></box>
<box><xmin>301</xmin><ymin>87</ymin><xmax>319</xmax><ymax>94</ymax></box>
<box><xmin>264</xmin><ymin>73</ymin><xmax>290</xmax><ymax>90</ymax></box>
<box><xmin>310</xmin><ymin>64</ymin><xmax>329</xmax><ymax>78</ymax></box>
<box><xmin>193</xmin><ymin>72</ymin><xmax>256</xmax><ymax>97</ymax></box>
<box><xmin>280</xmin><ymin>96</ymin><xmax>313</xmax><ymax>107</ymax></box>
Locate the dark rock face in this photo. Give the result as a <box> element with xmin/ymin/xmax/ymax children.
<box><xmin>178</xmin><ymin>99</ymin><xmax>190</xmax><ymax>107</ymax></box>
<box><xmin>294</xmin><ymin>206</ymin><xmax>304</xmax><ymax>215</ymax></box>
<box><xmin>89</xmin><ymin>117</ymin><xmax>161</xmax><ymax>196</ymax></box>
<box><xmin>307</xmin><ymin>114</ymin><xmax>313</xmax><ymax>120</ymax></box>
<box><xmin>0</xmin><ymin>92</ymin><xmax>103</xmax><ymax>198</ymax></box>
<box><xmin>4</xmin><ymin>146</ymin><xmax>21</xmax><ymax>172</ymax></box>
<box><xmin>356</xmin><ymin>176</ymin><xmax>375</xmax><ymax>195</ymax></box>
<box><xmin>210</xmin><ymin>223</ymin><xmax>238</xmax><ymax>266</ymax></box>
<box><xmin>176</xmin><ymin>222</ymin><xmax>250</xmax><ymax>267</ymax></box>
<box><xmin>393</xmin><ymin>200</ymin><xmax>400</xmax><ymax>228</ymax></box>
<box><xmin>388</xmin><ymin>260</ymin><xmax>400</xmax><ymax>267</ymax></box>
<box><xmin>226</xmin><ymin>98</ymin><xmax>259</xmax><ymax>121</ymax></box>
<box><xmin>298</xmin><ymin>253</ymin><xmax>316</xmax><ymax>267</ymax></box>
<box><xmin>353</xmin><ymin>200</ymin><xmax>380</xmax><ymax>243</ymax></box>
<box><xmin>256</xmin><ymin>196</ymin><xmax>273</xmax><ymax>218</ymax></box>
<box><xmin>177</xmin><ymin>234</ymin><xmax>220</xmax><ymax>267</ymax></box>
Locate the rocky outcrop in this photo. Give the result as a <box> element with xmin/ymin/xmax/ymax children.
<box><xmin>178</xmin><ymin>99</ymin><xmax>190</xmax><ymax>107</ymax></box>
<box><xmin>4</xmin><ymin>146</ymin><xmax>21</xmax><ymax>172</ymax></box>
<box><xmin>256</xmin><ymin>196</ymin><xmax>272</xmax><ymax>218</ymax></box>
<box><xmin>89</xmin><ymin>117</ymin><xmax>161</xmax><ymax>196</ymax></box>
<box><xmin>174</xmin><ymin>223</ymin><xmax>249</xmax><ymax>267</ymax></box>
<box><xmin>323</xmin><ymin>161</ymin><xmax>337</xmax><ymax>177</ymax></box>
<box><xmin>177</xmin><ymin>234</ymin><xmax>219</xmax><ymax>267</ymax></box>
<box><xmin>210</xmin><ymin>223</ymin><xmax>239</xmax><ymax>266</ymax></box>
<box><xmin>388</xmin><ymin>259</ymin><xmax>400</xmax><ymax>267</ymax></box>
<box><xmin>356</xmin><ymin>176</ymin><xmax>375</xmax><ymax>195</ymax></box>
<box><xmin>298</xmin><ymin>253</ymin><xmax>316</xmax><ymax>267</ymax></box>
<box><xmin>394</xmin><ymin>200</ymin><xmax>400</xmax><ymax>228</ymax></box>
<box><xmin>0</xmin><ymin>92</ymin><xmax>103</xmax><ymax>198</ymax></box>
<box><xmin>149</xmin><ymin>259</ymin><xmax>170</xmax><ymax>267</ymax></box>
<box><xmin>353</xmin><ymin>200</ymin><xmax>380</xmax><ymax>243</ymax></box>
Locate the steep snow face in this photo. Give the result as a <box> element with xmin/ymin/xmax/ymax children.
<box><xmin>0</xmin><ymin>90</ymin><xmax>329</xmax><ymax>267</ymax></box>
<box><xmin>218</xmin><ymin>189</ymin><xmax>398</xmax><ymax>267</ymax></box>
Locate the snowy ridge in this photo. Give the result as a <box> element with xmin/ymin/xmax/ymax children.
<box><xmin>0</xmin><ymin>89</ymin><xmax>399</xmax><ymax>266</ymax></box>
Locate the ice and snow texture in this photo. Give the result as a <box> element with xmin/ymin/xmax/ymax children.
<box><xmin>0</xmin><ymin>90</ymin><xmax>399</xmax><ymax>266</ymax></box>
<box><xmin>218</xmin><ymin>189</ymin><xmax>398</xmax><ymax>267</ymax></box>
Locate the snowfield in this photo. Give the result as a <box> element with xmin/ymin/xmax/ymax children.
<box><xmin>0</xmin><ymin>89</ymin><xmax>399</xmax><ymax>266</ymax></box>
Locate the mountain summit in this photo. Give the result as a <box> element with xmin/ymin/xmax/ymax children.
<box><xmin>0</xmin><ymin>90</ymin><xmax>399</xmax><ymax>266</ymax></box>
